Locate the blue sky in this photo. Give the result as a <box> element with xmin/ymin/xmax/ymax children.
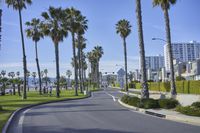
<box><xmin>0</xmin><ymin>0</ymin><xmax>200</xmax><ymax>77</ymax></box>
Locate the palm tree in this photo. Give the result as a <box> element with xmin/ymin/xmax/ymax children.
<box><xmin>153</xmin><ymin>0</ymin><xmax>177</xmax><ymax>97</ymax></box>
<box><xmin>81</xmin><ymin>51</ymin><xmax>87</xmax><ymax>90</ymax></box>
<box><xmin>93</xmin><ymin>46</ymin><xmax>104</xmax><ymax>89</ymax></box>
<box><xmin>76</xmin><ymin>15</ymin><xmax>88</xmax><ymax>93</ymax></box>
<box><xmin>16</xmin><ymin>71</ymin><xmax>21</xmax><ymax>96</ymax></box>
<box><xmin>32</xmin><ymin>72</ymin><xmax>37</xmax><ymax>90</ymax></box>
<box><xmin>6</xmin><ymin>0</ymin><xmax>32</xmax><ymax>99</ymax></box>
<box><xmin>82</xmin><ymin>59</ymin><xmax>88</xmax><ymax>91</ymax></box>
<box><xmin>87</xmin><ymin>51</ymin><xmax>96</xmax><ymax>87</ymax></box>
<box><xmin>8</xmin><ymin>72</ymin><xmax>15</xmax><ymax>95</ymax></box>
<box><xmin>75</xmin><ymin>36</ymin><xmax>87</xmax><ymax>92</ymax></box>
<box><xmin>1</xmin><ymin>70</ymin><xmax>6</xmax><ymax>95</ymax></box>
<box><xmin>44</xmin><ymin>69</ymin><xmax>48</xmax><ymax>87</ymax></box>
<box><xmin>135</xmin><ymin>0</ymin><xmax>149</xmax><ymax>98</ymax></box>
<box><xmin>16</xmin><ymin>71</ymin><xmax>20</xmax><ymax>77</ymax></box>
<box><xmin>63</xmin><ymin>7</ymin><xmax>82</xmax><ymax>96</ymax></box>
<box><xmin>66</xmin><ymin>70</ymin><xmax>72</xmax><ymax>88</ymax></box>
<box><xmin>26</xmin><ymin>70</ymin><xmax>30</xmax><ymax>91</ymax></box>
<box><xmin>25</xmin><ymin>18</ymin><xmax>43</xmax><ymax>95</ymax></box>
<box><xmin>41</xmin><ymin>7</ymin><xmax>68</xmax><ymax>98</ymax></box>
<box><xmin>1</xmin><ymin>70</ymin><xmax>6</xmax><ymax>77</ymax></box>
<box><xmin>116</xmin><ymin>19</ymin><xmax>131</xmax><ymax>92</ymax></box>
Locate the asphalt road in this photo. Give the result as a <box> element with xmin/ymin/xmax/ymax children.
<box><xmin>7</xmin><ymin>88</ymin><xmax>200</xmax><ymax>133</ymax></box>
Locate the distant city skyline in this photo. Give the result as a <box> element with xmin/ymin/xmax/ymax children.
<box><xmin>0</xmin><ymin>0</ymin><xmax>200</xmax><ymax>77</ymax></box>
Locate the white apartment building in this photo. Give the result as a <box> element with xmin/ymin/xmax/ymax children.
<box><xmin>164</xmin><ymin>41</ymin><xmax>200</xmax><ymax>71</ymax></box>
<box><xmin>144</xmin><ymin>55</ymin><xmax>164</xmax><ymax>71</ymax></box>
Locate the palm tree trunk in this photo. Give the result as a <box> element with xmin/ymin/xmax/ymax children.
<box><xmin>35</xmin><ymin>41</ymin><xmax>42</xmax><ymax>95</ymax></box>
<box><xmin>18</xmin><ymin>84</ymin><xmax>21</xmax><ymax>96</ymax></box>
<box><xmin>77</xmin><ymin>35</ymin><xmax>83</xmax><ymax>93</ymax></box>
<box><xmin>13</xmin><ymin>83</ymin><xmax>16</xmax><ymax>95</ymax></box>
<box><xmin>72</xmin><ymin>32</ymin><xmax>78</xmax><ymax>96</ymax></box>
<box><xmin>18</xmin><ymin>7</ymin><xmax>27</xmax><ymax>100</ymax></box>
<box><xmin>123</xmin><ymin>38</ymin><xmax>128</xmax><ymax>92</ymax></box>
<box><xmin>45</xmin><ymin>74</ymin><xmax>48</xmax><ymax>88</ymax></box>
<box><xmin>80</xmin><ymin>51</ymin><xmax>85</xmax><ymax>91</ymax></box>
<box><xmin>136</xmin><ymin>0</ymin><xmax>149</xmax><ymax>99</ymax></box>
<box><xmin>95</xmin><ymin>63</ymin><xmax>98</xmax><ymax>88</ymax></box>
<box><xmin>54</xmin><ymin>42</ymin><xmax>60</xmax><ymax>98</ymax></box>
<box><xmin>97</xmin><ymin>61</ymin><xmax>100</xmax><ymax>89</ymax></box>
<box><xmin>163</xmin><ymin>7</ymin><xmax>176</xmax><ymax>96</ymax></box>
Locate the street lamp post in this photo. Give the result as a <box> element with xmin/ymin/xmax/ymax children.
<box><xmin>152</xmin><ymin>37</ymin><xmax>177</xmax><ymax>96</ymax></box>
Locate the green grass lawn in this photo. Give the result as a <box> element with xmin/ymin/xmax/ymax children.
<box><xmin>0</xmin><ymin>89</ymin><xmax>85</xmax><ymax>131</ymax></box>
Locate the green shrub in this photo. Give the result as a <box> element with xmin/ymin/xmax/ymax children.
<box><xmin>135</xmin><ymin>83</ymin><xmax>141</xmax><ymax>89</ymax></box>
<box><xmin>0</xmin><ymin>105</ymin><xmax>2</xmax><ymax>111</ymax></box>
<box><xmin>121</xmin><ymin>95</ymin><xmax>140</xmax><ymax>107</ymax></box>
<box><xmin>158</xmin><ymin>99</ymin><xmax>179</xmax><ymax>109</ymax></box>
<box><xmin>127</xmin><ymin>97</ymin><xmax>140</xmax><ymax>107</ymax></box>
<box><xmin>139</xmin><ymin>98</ymin><xmax>160</xmax><ymax>109</ymax></box>
<box><xmin>121</xmin><ymin>95</ymin><xmax>131</xmax><ymax>104</ymax></box>
<box><xmin>176</xmin><ymin>106</ymin><xmax>200</xmax><ymax>117</ymax></box>
<box><xmin>191</xmin><ymin>102</ymin><xmax>200</xmax><ymax>108</ymax></box>
<box><xmin>128</xmin><ymin>83</ymin><xmax>135</xmax><ymax>88</ymax></box>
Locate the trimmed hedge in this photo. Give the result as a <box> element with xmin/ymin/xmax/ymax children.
<box><xmin>134</xmin><ymin>80</ymin><xmax>200</xmax><ymax>94</ymax></box>
<box><xmin>191</xmin><ymin>102</ymin><xmax>200</xmax><ymax>108</ymax></box>
<box><xmin>121</xmin><ymin>95</ymin><xmax>179</xmax><ymax>109</ymax></box>
<box><xmin>158</xmin><ymin>99</ymin><xmax>179</xmax><ymax>109</ymax></box>
<box><xmin>139</xmin><ymin>98</ymin><xmax>160</xmax><ymax>109</ymax></box>
<box><xmin>176</xmin><ymin>106</ymin><xmax>200</xmax><ymax>117</ymax></box>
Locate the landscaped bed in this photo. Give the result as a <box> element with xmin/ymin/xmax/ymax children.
<box><xmin>176</xmin><ymin>102</ymin><xmax>200</xmax><ymax>117</ymax></box>
<box><xmin>121</xmin><ymin>95</ymin><xmax>200</xmax><ymax>117</ymax></box>
<box><xmin>121</xmin><ymin>95</ymin><xmax>179</xmax><ymax>109</ymax></box>
<box><xmin>0</xmin><ymin>90</ymin><xmax>86</xmax><ymax>131</ymax></box>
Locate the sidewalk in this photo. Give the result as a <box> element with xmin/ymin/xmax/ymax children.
<box><xmin>118</xmin><ymin>99</ymin><xmax>200</xmax><ymax>126</ymax></box>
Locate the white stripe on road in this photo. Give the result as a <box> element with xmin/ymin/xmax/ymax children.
<box><xmin>105</xmin><ymin>92</ymin><xmax>116</xmax><ymax>101</ymax></box>
<box><xmin>18</xmin><ymin>109</ymin><xmax>31</xmax><ymax>133</ymax></box>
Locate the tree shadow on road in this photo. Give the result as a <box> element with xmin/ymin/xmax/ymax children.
<box><xmin>23</xmin><ymin>126</ymin><xmax>141</xmax><ymax>133</ymax></box>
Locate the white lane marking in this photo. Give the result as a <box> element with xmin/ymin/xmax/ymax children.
<box><xmin>105</xmin><ymin>92</ymin><xmax>116</xmax><ymax>101</ymax></box>
<box><xmin>18</xmin><ymin>109</ymin><xmax>31</xmax><ymax>133</ymax></box>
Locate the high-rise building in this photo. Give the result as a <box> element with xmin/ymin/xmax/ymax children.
<box><xmin>164</xmin><ymin>41</ymin><xmax>200</xmax><ymax>71</ymax></box>
<box><xmin>144</xmin><ymin>55</ymin><xmax>164</xmax><ymax>71</ymax></box>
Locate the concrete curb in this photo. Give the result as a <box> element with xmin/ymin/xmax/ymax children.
<box><xmin>2</xmin><ymin>93</ymin><xmax>91</xmax><ymax>133</ymax></box>
<box><xmin>118</xmin><ymin>99</ymin><xmax>200</xmax><ymax>126</ymax></box>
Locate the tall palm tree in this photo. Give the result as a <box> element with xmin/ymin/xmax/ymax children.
<box><xmin>41</xmin><ymin>7</ymin><xmax>67</xmax><ymax>98</ymax></box>
<box><xmin>32</xmin><ymin>72</ymin><xmax>36</xmax><ymax>90</ymax></box>
<box><xmin>76</xmin><ymin>15</ymin><xmax>88</xmax><ymax>93</ymax></box>
<box><xmin>82</xmin><ymin>59</ymin><xmax>88</xmax><ymax>91</ymax></box>
<box><xmin>1</xmin><ymin>70</ymin><xmax>6</xmax><ymax>77</ymax></box>
<box><xmin>116</xmin><ymin>19</ymin><xmax>131</xmax><ymax>92</ymax></box>
<box><xmin>136</xmin><ymin>0</ymin><xmax>149</xmax><ymax>98</ymax></box>
<box><xmin>64</xmin><ymin>7</ymin><xmax>82</xmax><ymax>96</ymax></box>
<box><xmin>6</xmin><ymin>0</ymin><xmax>32</xmax><ymax>99</ymax></box>
<box><xmin>16</xmin><ymin>71</ymin><xmax>20</xmax><ymax>77</ymax></box>
<box><xmin>25</xmin><ymin>18</ymin><xmax>43</xmax><ymax>95</ymax></box>
<box><xmin>75</xmin><ymin>36</ymin><xmax>87</xmax><ymax>92</ymax></box>
<box><xmin>44</xmin><ymin>69</ymin><xmax>48</xmax><ymax>87</ymax></box>
<box><xmin>87</xmin><ymin>51</ymin><xmax>96</xmax><ymax>86</ymax></box>
<box><xmin>153</xmin><ymin>0</ymin><xmax>177</xmax><ymax>97</ymax></box>
<box><xmin>8</xmin><ymin>72</ymin><xmax>16</xmax><ymax>95</ymax></box>
<box><xmin>81</xmin><ymin>51</ymin><xmax>87</xmax><ymax>90</ymax></box>
<box><xmin>93</xmin><ymin>46</ymin><xmax>104</xmax><ymax>89</ymax></box>
<box><xmin>66</xmin><ymin>70</ymin><xmax>72</xmax><ymax>88</ymax></box>
<box><xmin>26</xmin><ymin>70</ymin><xmax>30</xmax><ymax>91</ymax></box>
<box><xmin>16</xmin><ymin>71</ymin><xmax>21</xmax><ymax>96</ymax></box>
